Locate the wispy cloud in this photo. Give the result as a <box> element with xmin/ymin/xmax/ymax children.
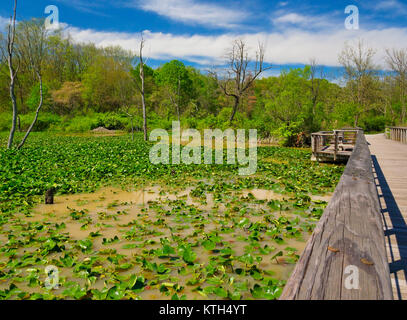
<box><xmin>277</xmin><ymin>2</ymin><xmax>289</xmax><ymax>7</ymax></box>
<box><xmin>54</xmin><ymin>0</ymin><xmax>110</xmax><ymax>17</ymax></box>
<box><xmin>271</xmin><ymin>11</ymin><xmax>339</xmax><ymax>30</ymax></box>
<box><xmin>132</xmin><ymin>0</ymin><xmax>247</xmax><ymax>29</ymax></box>
<box><xmin>370</xmin><ymin>0</ymin><xmax>407</xmax><ymax>15</ymax></box>
<box><xmin>274</xmin><ymin>13</ymin><xmax>308</xmax><ymax>25</ymax></box>
<box><xmin>376</xmin><ymin>0</ymin><xmax>406</xmax><ymax>11</ymax></box>
<box><xmin>61</xmin><ymin>21</ymin><xmax>407</xmax><ymax>68</ymax></box>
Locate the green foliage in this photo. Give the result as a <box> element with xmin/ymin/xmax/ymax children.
<box><xmin>61</xmin><ymin>115</ymin><xmax>98</xmax><ymax>132</ymax></box>
<box><xmin>0</xmin><ymin>25</ymin><xmax>405</xmax><ymax>147</ymax></box>
<box><xmin>361</xmin><ymin>115</ymin><xmax>389</xmax><ymax>133</ymax></box>
<box><xmin>154</xmin><ymin>60</ymin><xmax>195</xmax><ymax>117</ymax></box>
<box><xmin>273</xmin><ymin>121</ymin><xmax>304</xmax><ymax>147</ymax></box>
<box><xmin>0</xmin><ymin>113</ymin><xmax>11</xmax><ymax>132</ymax></box>
<box><xmin>95</xmin><ymin>113</ymin><xmax>129</xmax><ymax>130</ymax></box>
<box><xmin>26</xmin><ymin>83</ymin><xmax>52</xmax><ymax>112</ymax></box>
<box><xmin>19</xmin><ymin>112</ymin><xmax>61</xmax><ymax>132</ymax></box>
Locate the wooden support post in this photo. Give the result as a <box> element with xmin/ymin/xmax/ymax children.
<box><xmin>334</xmin><ymin>130</ymin><xmax>338</xmax><ymax>161</ymax></box>
<box><xmin>45</xmin><ymin>188</ymin><xmax>55</xmax><ymax>204</ymax></box>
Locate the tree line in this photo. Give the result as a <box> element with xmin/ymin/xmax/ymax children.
<box><xmin>1</xmin><ymin>2</ymin><xmax>406</xmax><ymax>148</ymax></box>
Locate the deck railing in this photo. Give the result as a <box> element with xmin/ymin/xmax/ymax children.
<box><xmin>386</xmin><ymin>126</ymin><xmax>407</xmax><ymax>144</ymax></box>
<box><xmin>311</xmin><ymin>129</ymin><xmax>359</xmax><ymax>161</ymax></box>
<box><xmin>280</xmin><ymin>130</ymin><xmax>392</xmax><ymax>300</ymax></box>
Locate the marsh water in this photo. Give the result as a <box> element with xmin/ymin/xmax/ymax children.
<box><xmin>2</xmin><ymin>184</ymin><xmax>331</xmax><ymax>300</ymax></box>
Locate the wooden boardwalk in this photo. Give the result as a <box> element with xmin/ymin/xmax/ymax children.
<box><xmin>281</xmin><ymin>131</ymin><xmax>393</xmax><ymax>300</ymax></box>
<box><xmin>367</xmin><ymin>133</ymin><xmax>407</xmax><ymax>300</ymax></box>
<box><xmin>280</xmin><ymin>129</ymin><xmax>407</xmax><ymax>300</ymax></box>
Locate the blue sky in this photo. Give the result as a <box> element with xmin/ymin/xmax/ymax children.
<box><xmin>1</xmin><ymin>0</ymin><xmax>407</xmax><ymax>77</ymax></box>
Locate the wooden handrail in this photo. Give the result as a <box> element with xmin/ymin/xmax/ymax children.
<box><xmin>386</xmin><ymin>126</ymin><xmax>407</xmax><ymax>144</ymax></box>
<box><xmin>281</xmin><ymin>131</ymin><xmax>393</xmax><ymax>300</ymax></box>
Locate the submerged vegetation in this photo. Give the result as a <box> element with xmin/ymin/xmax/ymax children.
<box><xmin>0</xmin><ymin>133</ymin><xmax>344</xmax><ymax>300</ymax></box>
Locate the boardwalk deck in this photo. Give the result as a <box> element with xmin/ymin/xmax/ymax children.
<box><xmin>311</xmin><ymin>129</ymin><xmax>357</xmax><ymax>162</ymax></box>
<box><xmin>367</xmin><ymin>133</ymin><xmax>407</xmax><ymax>300</ymax></box>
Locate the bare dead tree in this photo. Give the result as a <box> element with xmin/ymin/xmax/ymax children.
<box><xmin>338</xmin><ymin>39</ymin><xmax>378</xmax><ymax>127</ymax></box>
<box><xmin>386</xmin><ymin>48</ymin><xmax>407</xmax><ymax>123</ymax></box>
<box><xmin>138</xmin><ymin>37</ymin><xmax>147</xmax><ymax>141</ymax></box>
<box><xmin>131</xmin><ymin>35</ymin><xmax>148</xmax><ymax>141</ymax></box>
<box><xmin>211</xmin><ymin>39</ymin><xmax>272</xmax><ymax>122</ymax></box>
<box><xmin>16</xmin><ymin>19</ymin><xmax>48</xmax><ymax>150</ymax></box>
<box><xmin>6</xmin><ymin>0</ymin><xmax>19</xmax><ymax>149</ymax></box>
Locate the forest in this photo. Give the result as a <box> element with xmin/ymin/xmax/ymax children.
<box><xmin>1</xmin><ymin>18</ymin><xmax>406</xmax><ymax>148</ymax></box>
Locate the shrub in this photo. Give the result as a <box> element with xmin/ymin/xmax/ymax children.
<box><xmin>95</xmin><ymin>113</ymin><xmax>129</xmax><ymax>130</ymax></box>
<box><xmin>62</xmin><ymin>115</ymin><xmax>98</xmax><ymax>132</ymax></box>
<box><xmin>361</xmin><ymin>116</ymin><xmax>388</xmax><ymax>133</ymax></box>
<box><xmin>19</xmin><ymin>113</ymin><xmax>61</xmax><ymax>132</ymax></box>
<box><xmin>273</xmin><ymin>121</ymin><xmax>304</xmax><ymax>147</ymax></box>
<box><xmin>51</xmin><ymin>82</ymin><xmax>84</xmax><ymax>115</ymax></box>
<box><xmin>0</xmin><ymin>113</ymin><xmax>11</xmax><ymax>132</ymax></box>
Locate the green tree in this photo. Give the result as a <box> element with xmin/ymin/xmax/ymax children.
<box><xmin>155</xmin><ymin>60</ymin><xmax>194</xmax><ymax>121</ymax></box>
<box><xmin>82</xmin><ymin>50</ymin><xmax>134</xmax><ymax>112</ymax></box>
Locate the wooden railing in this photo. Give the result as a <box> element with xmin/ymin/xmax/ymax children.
<box><xmin>311</xmin><ymin>129</ymin><xmax>359</xmax><ymax>161</ymax></box>
<box><xmin>386</xmin><ymin>126</ymin><xmax>407</xmax><ymax>144</ymax></box>
<box><xmin>280</xmin><ymin>130</ymin><xmax>393</xmax><ymax>300</ymax></box>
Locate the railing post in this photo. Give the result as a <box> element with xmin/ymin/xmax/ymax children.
<box><xmin>311</xmin><ymin>134</ymin><xmax>316</xmax><ymax>156</ymax></box>
<box><xmin>334</xmin><ymin>130</ymin><xmax>338</xmax><ymax>161</ymax></box>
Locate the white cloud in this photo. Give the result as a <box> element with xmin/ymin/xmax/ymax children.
<box><xmin>277</xmin><ymin>2</ymin><xmax>289</xmax><ymax>7</ymax></box>
<box><xmin>376</xmin><ymin>0</ymin><xmax>406</xmax><ymax>11</ymax></box>
<box><xmin>132</xmin><ymin>0</ymin><xmax>247</xmax><ymax>28</ymax></box>
<box><xmin>271</xmin><ymin>11</ymin><xmax>338</xmax><ymax>30</ymax></box>
<box><xmin>274</xmin><ymin>13</ymin><xmax>308</xmax><ymax>25</ymax></box>
<box><xmin>0</xmin><ymin>16</ymin><xmax>10</xmax><ymax>30</ymax></box>
<box><xmin>368</xmin><ymin>0</ymin><xmax>407</xmax><ymax>16</ymax></box>
<box><xmin>63</xmin><ymin>23</ymin><xmax>407</xmax><ymax>68</ymax></box>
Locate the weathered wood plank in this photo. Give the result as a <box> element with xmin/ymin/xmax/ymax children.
<box><xmin>280</xmin><ymin>131</ymin><xmax>393</xmax><ymax>300</ymax></box>
<box><xmin>367</xmin><ymin>133</ymin><xmax>407</xmax><ymax>300</ymax></box>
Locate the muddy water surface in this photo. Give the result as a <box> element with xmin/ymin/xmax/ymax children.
<box><xmin>5</xmin><ymin>185</ymin><xmax>330</xmax><ymax>300</ymax></box>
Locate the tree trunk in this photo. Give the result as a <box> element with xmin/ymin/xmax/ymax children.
<box><xmin>229</xmin><ymin>96</ymin><xmax>240</xmax><ymax>122</ymax></box>
<box><xmin>177</xmin><ymin>77</ymin><xmax>181</xmax><ymax>123</ymax></box>
<box><xmin>131</xmin><ymin>116</ymin><xmax>134</xmax><ymax>141</ymax></box>
<box><xmin>17</xmin><ymin>73</ymin><xmax>43</xmax><ymax>150</ymax></box>
<box><xmin>7</xmin><ymin>72</ymin><xmax>18</xmax><ymax>149</ymax></box>
<box><xmin>6</xmin><ymin>0</ymin><xmax>18</xmax><ymax>150</ymax></box>
<box><xmin>140</xmin><ymin>63</ymin><xmax>147</xmax><ymax>141</ymax></box>
<box><xmin>354</xmin><ymin>113</ymin><xmax>359</xmax><ymax>128</ymax></box>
